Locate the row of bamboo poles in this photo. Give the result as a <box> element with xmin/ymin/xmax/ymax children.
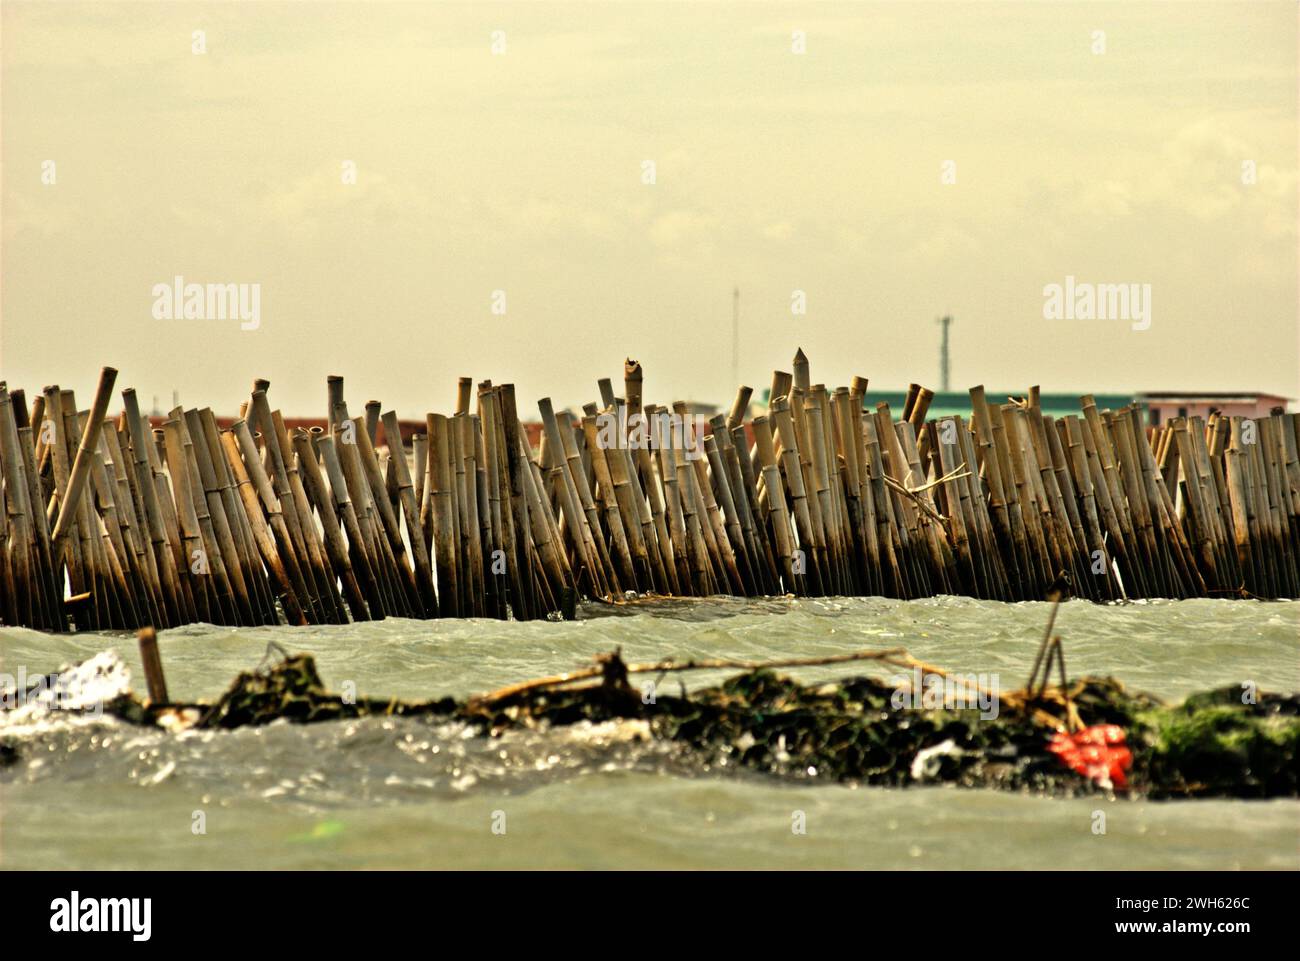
<box><xmin>1</xmin><ymin>352</ymin><xmax>1297</xmax><ymax>630</ymax></box>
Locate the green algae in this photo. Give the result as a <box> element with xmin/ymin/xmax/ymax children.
<box><xmin>1131</xmin><ymin>688</ymin><xmax>1300</xmax><ymax>798</ymax></box>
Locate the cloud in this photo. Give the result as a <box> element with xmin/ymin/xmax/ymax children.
<box><xmin>260</xmin><ymin>164</ymin><xmax>406</xmax><ymax>236</ymax></box>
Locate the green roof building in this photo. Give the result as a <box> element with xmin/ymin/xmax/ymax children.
<box><xmin>756</xmin><ymin>389</ymin><xmax>1138</xmax><ymax>420</ymax></box>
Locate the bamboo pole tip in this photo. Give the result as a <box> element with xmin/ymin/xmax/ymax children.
<box><xmin>137</xmin><ymin>626</ymin><xmax>169</xmax><ymax>706</ymax></box>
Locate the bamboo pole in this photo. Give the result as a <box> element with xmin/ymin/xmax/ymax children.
<box><xmin>230</xmin><ymin>419</ymin><xmax>316</xmax><ymax>623</ymax></box>
<box><xmin>0</xmin><ymin>385</ymin><xmax>45</xmax><ymax>628</ymax></box>
<box><xmin>538</xmin><ymin>398</ymin><xmax>602</xmax><ymax>596</ymax></box>
<box><xmin>381</xmin><ymin>410</ymin><xmax>438</xmax><ymax>616</ymax></box>
<box><xmin>201</xmin><ymin>408</ymin><xmax>278</xmax><ymax>623</ymax></box>
<box><xmin>220</xmin><ymin>428</ymin><xmax>307</xmax><ymax>625</ymax></box>
<box><xmin>49</xmin><ymin>367</ymin><xmax>117</xmax><ymax>556</ymax></box>
<box><xmin>316</xmin><ymin>432</ymin><xmax>387</xmax><ymax>617</ymax></box>
<box><xmin>293</xmin><ymin>429</ymin><xmax>370</xmax><ymax>620</ymax></box>
<box><xmin>427</xmin><ymin>414</ymin><xmax>460</xmax><ymax>617</ymax></box>
<box><xmin>123</xmin><ymin>390</ymin><xmax>188</xmax><ymax>625</ymax></box>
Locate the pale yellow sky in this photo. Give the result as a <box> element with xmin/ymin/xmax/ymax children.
<box><xmin>2</xmin><ymin>1</ymin><xmax>1297</xmax><ymax>417</ymax></box>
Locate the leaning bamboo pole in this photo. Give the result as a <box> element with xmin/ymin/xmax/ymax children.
<box><xmin>48</xmin><ymin>367</ymin><xmax>117</xmax><ymax>560</ymax></box>
<box><xmin>293</xmin><ymin>429</ymin><xmax>370</xmax><ymax>621</ymax></box>
<box><xmin>220</xmin><ymin>427</ymin><xmax>308</xmax><ymax>626</ymax></box>
<box><xmin>381</xmin><ymin>410</ymin><xmax>438</xmax><ymax>617</ymax></box>
<box><xmin>317</xmin><ymin>432</ymin><xmax>387</xmax><ymax>617</ymax></box>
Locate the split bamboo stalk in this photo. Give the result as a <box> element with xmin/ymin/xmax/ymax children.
<box><xmin>97</xmin><ymin>417</ymin><xmax>154</xmax><ymax>625</ymax></box>
<box><xmin>676</xmin><ymin>403</ymin><xmax>742</xmax><ymax>594</ymax></box>
<box><xmin>750</xmin><ymin>415</ymin><xmax>797</xmax><ymax>592</ymax></box>
<box><xmin>864</xmin><ymin>418</ymin><xmax>906</xmax><ymax>597</ymax></box>
<box><xmin>538</xmin><ymin>398</ymin><xmax>603</xmax><ymax>596</ymax></box>
<box><xmin>498</xmin><ymin>385</ymin><xmax>537</xmax><ymax>620</ymax></box>
<box><xmin>231</xmin><ymin>419</ymin><xmax>317</xmax><ymax>623</ymax></box>
<box><xmin>381</xmin><ymin>410</ymin><xmax>438</xmax><ymax>616</ymax></box>
<box><xmin>248</xmin><ymin>392</ymin><xmax>325</xmax><ymax>620</ymax></box>
<box><xmin>316</xmin><ymin>432</ymin><xmax>387</xmax><ymax>618</ymax></box>
<box><xmin>412</xmin><ymin>433</ymin><xmax>428</xmax><ymax>515</ymax></box>
<box><xmin>427</xmin><ymin>414</ymin><xmax>460</xmax><ymax>617</ymax></box>
<box><xmin>293</xmin><ymin>430</ymin><xmax>370</xmax><ymax>621</ymax></box>
<box><xmin>220</xmin><ymin>428</ymin><xmax>308</xmax><ymax>626</ymax></box>
<box><xmin>278</xmin><ymin>412</ymin><xmax>346</xmax><ymax>624</ymax></box>
<box><xmin>650</xmin><ymin>408</ymin><xmax>693</xmax><ymax>593</ymax></box>
<box><xmin>148</xmin><ymin>421</ymin><xmax>198</xmax><ymax>624</ymax></box>
<box><xmin>179</xmin><ymin>409</ymin><xmax>254</xmax><ymax>624</ymax></box>
<box><xmin>350</xmin><ymin>413</ymin><xmax>422</xmax><ymax>615</ymax></box>
<box><xmin>458</xmin><ymin>413</ymin><xmax>487</xmax><ymax>616</ymax></box>
<box><xmin>475</xmin><ymin>386</ymin><xmax>509</xmax><ymax>618</ymax></box>
<box><xmin>162</xmin><ymin>417</ymin><xmax>222</xmax><ymax>622</ymax></box>
<box><xmin>201</xmin><ymin>409</ymin><xmax>278</xmax><ymax>624</ymax></box>
<box><xmin>20</xmin><ymin>424</ymin><xmax>64</xmax><ymax>628</ymax></box>
<box><xmin>558</xmin><ymin>415</ymin><xmax>625</xmax><ymax>596</ymax></box>
<box><xmin>583</xmin><ymin>413</ymin><xmax>638</xmax><ymax>592</ymax></box>
<box><xmin>729</xmin><ymin>419</ymin><xmax>779</xmax><ymax>594</ymax></box>
<box><xmin>771</xmin><ymin>396</ymin><xmax>821</xmax><ymax>594</ymax></box>
<box><xmin>0</xmin><ymin>385</ymin><xmax>47</xmax><ymax>628</ymax></box>
<box><xmin>602</xmin><ymin>408</ymin><xmax>655</xmax><ymax>592</ymax></box>
<box><xmin>522</xmin><ymin>425</ymin><xmax>572</xmax><ymax>609</ymax></box>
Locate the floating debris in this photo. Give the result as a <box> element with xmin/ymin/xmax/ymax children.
<box><xmin>6</xmin><ymin>646</ymin><xmax>1294</xmax><ymax>800</ymax></box>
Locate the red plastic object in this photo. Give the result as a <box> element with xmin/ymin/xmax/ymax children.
<box><xmin>1047</xmin><ymin>725</ymin><xmax>1132</xmax><ymax>788</ymax></box>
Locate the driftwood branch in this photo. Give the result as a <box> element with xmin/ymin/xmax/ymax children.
<box><xmin>881</xmin><ymin>463</ymin><xmax>971</xmax><ymax>524</ymax></box>
<box><xmin>471</xmin><ymin>646</ymin><xmax>914</xmax><ymax>706</ymax></box>
<box><xmin>471</xmin><ymin>632</ymin><xmax>1082</xmax><ymax>733</ymax></box>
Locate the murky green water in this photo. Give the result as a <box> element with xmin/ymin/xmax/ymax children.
<box><xmin>2</xmin><ymin>597</ymin><xmax>1297</xmax><ymax>869</ymax></box>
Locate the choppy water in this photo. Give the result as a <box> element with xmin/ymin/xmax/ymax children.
<box><xmin>2</xmin><ymin>597</ymin><xmax>1297</xmax><ymax>869</ymax></box>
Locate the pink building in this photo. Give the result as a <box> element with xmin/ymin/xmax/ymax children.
<box><xmin>1137</xmin><ymin>392</ymin><xmax>1291</xmax><ymax>427</ymax></box>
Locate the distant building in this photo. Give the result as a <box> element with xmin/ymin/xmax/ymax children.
<box><xmin>758</xmin><ymin>389</ymin><xmax>1134</xmax><ymax>421</ymax></box>
<box><xmin>863</xmin><ymin>390</ymin><xmax>1135</xmax><ymax>421</ymax></box>
<box><xmin>1136</xmin><ymin>392</ymin><xmax>1291</xmax><ymax>427</ymax></box>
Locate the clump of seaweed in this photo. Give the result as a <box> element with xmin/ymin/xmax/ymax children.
<box><xmin>11</xmin><ymin>641</ymin><xmax>1294</xmax><ymax>800</ymax></box>
<box><xmin>1132</xmin><ymin>688</ymin><xmax>1300</xmax><ymax>798</ymax></box>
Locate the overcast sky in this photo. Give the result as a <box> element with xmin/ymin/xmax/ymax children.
<box><xmin>3</xmin><ymin>1</ymin><xmax>1296</xmax><ymax>419</ymax></box>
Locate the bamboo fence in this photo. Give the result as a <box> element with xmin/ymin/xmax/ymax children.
<box><xmin>1</xmin><ymin>352</ymin><xmax>1297</xmax><ymax>630</ymax></box>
